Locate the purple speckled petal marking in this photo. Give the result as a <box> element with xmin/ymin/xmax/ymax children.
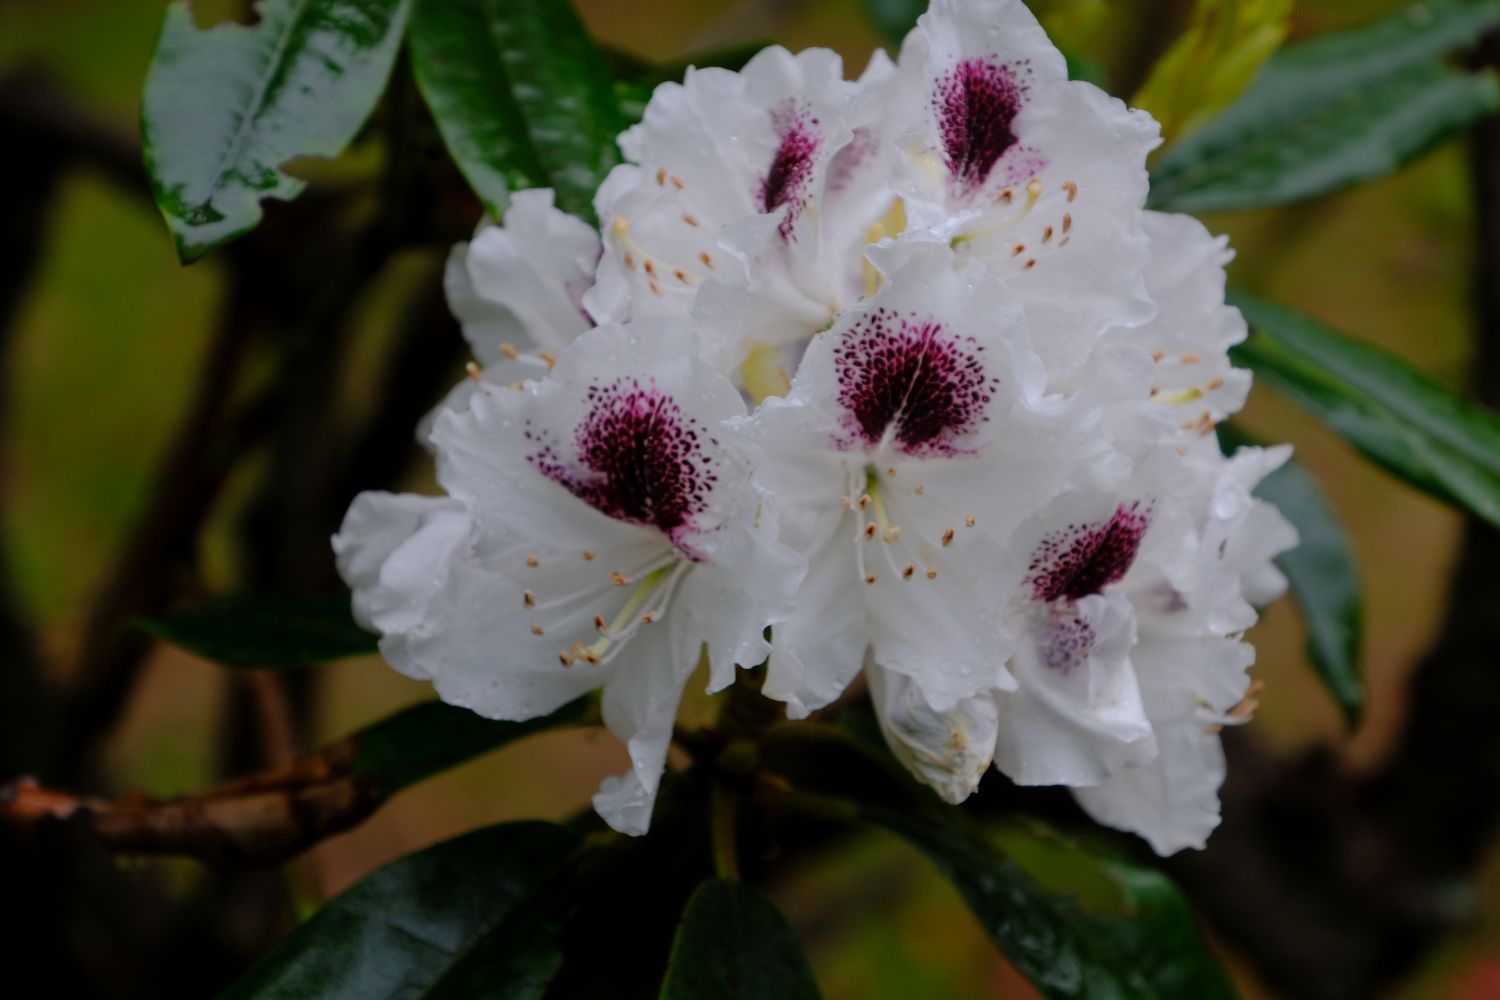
<box><xmin>933</xmin><ymin>57</ymin><xmax>1035</xmax><ymax>197</ymax></box>
<box><xmin>827</xmin><ymin>126</ymin><xmax>879</xmax><ymax>197</ymax></box>
<box><xmin>759</xmin><ymin>101</ymin><xmax>822</xmax><ymax>239</ymax></box>
<box><xmin>1028</xmin><ymin>502</ymin><xmax>1152</xmax><ymax>604</ymax></box>
<box><xmin>1041</xmin><ymin>612</ymin><xmax>1095</xmax><ymax>671</ymax></box>
<box><xmin>831</xmin><ymin>307</ymin><xmax>998</xmax><ymax>457</ymax></box>
<box><xmin>527</xmin><ymin>377</ymin><xmax>718</xmax><ymax>555</ymax></box>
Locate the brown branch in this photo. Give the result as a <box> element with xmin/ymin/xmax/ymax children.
<box><xmin>2</xmin><ymin>734</ymin><xmax>380</xmax><ymax>869</ymax></box>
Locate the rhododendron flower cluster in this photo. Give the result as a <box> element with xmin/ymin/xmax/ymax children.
<box><xmin>334</xmin><ymin>0</ymin><xmax>1294</xmax><ymax>853</ymax></box>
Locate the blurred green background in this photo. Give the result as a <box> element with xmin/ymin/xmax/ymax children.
<box><xmin>1</xmin><ymin>0</ymin><xmax>1494</xmax><ymax>996</ymax></box>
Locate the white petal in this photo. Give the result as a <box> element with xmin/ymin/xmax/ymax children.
<box><xmin>594</xmin><ymin>607</ymin><xmax>701</xmax><ymax>835</ymax></box>
<box><xmin>445</xmin><ymin>189</ymin><xmax>599</xmax><ymax>364</ymax></box>
<box><xmin>1072</xmin><ymin>633</ymin><xmax>1254</xmax><ymax>854</ymax></box>
<box><xmin>671</xmin><ymin>489</ymin><xmax>805</xmax><ymax>693</ymax></box>
<box><xmin>788</xmin><ymin>238</ymin><xmax>1036</xmax><ymax>457</ymax></box>
<box><xmin>1081</xmin><ymin>211</ymin><xmax>1252</xmax><ymax>433</ymax></box>
<box><xmin>414</xmin><ymin>354</ymin><xmax>554</xmax><ymax>452</ymax></box>
<box><xmin>895</xmin><ymin>0</ymin><xmax>1159</xmax><ymax>380</ymax></box>
<box><xmin>869</xmin><ymin>661</ymin><xmax>998</xmax><ymax>804</ymax></box>
<box><xmin>913</xmin><ymin>0</ymin><xmax>1068</xmax><ymax>82</ymax></box>
<box><xmin>992</xmin><ymin>592</ymin><xmax>1155</xmax><ymax>786</ymax></box>
<box><xmin>332</xmin><ymin>491</ymin><xmax>466</xmax><ymax>639</ymax></box>
<box><xmin>765</xmin><ymin>521</ymin><xmax>870</xmax><ymax>718</ymax></box>
<box><xmin>591</xmin><ymin>45</ymin><xmax>884</xmax><ymax>373</ymax></box>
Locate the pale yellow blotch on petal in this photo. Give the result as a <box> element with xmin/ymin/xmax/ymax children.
<box><xmin>740</xmin><ymin>342</ymin><xmax>792</xmax><ymax>404</ymax></box>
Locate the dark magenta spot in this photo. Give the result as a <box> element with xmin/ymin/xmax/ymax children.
<box><xmin>759</xmin><ymin>101</ymin><xmax>822</xmax><ymax>239</ymax></box>
<box><xmin>933</xmin><ymin>57</ymin><xmax>1031</xmax><ymax>197</ymax></box>
<box><xmin>528</xmin><ymin>377</ymin><xmax>715</xmax><ymax>554</ymax></box>
<box><xmin>831</xmin><ymin>307</ymin><xmax>997</xmax><ymax>457</ymax></box>
<box><xmin>1028</xmin><ymin>502</ymin><xmax>1152</xmax><ymax>603</ymax></box>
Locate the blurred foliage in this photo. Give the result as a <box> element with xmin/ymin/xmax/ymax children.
<box><xmin>1134</xmin><ymin>0</ymin><xmax>1293</xmax><ymax>147</ymax></box>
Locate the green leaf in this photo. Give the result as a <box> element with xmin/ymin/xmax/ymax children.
<box><xmin>141</xmin><ymin>0</ymin><xmax>412</xmax><ymax>262</ymax></box>
<box><xmin>1230</xmin><ymin>290</ymin><xmax>1500</xmax><ymax>529</ymax></box>
<box><xmin>221</xmin><ymin>821</ymin><xmax>577</xmax><ymax>1000</ymax></box>
<box><xmin>1150</xmin><ymin>0</ymin><xmax>1500</xmax><ymax>213</ymax></box>
<box><xmin>352</xmin><ymin>697</ymin><xmax>590</xmax><ymax>796</ymax></box>
<box><xmin>408</xmin><ymin>0</ymin><xmax>625</xmax><ymax>221</ymax></box>
<box><xmin>135</xmin><ymin>595</ymin><xmax>376</xmax><ymax>667</ymax></box>
<box><xmin>870</xmin><ymin>809</ymin><xmax>1234</xmax><ymax>1000</ymax></box>
<box><xmin>1218</xmin><ymin>425</ymin><xmax>1365</xmax><ymax>727</ymax></box>
<box><xmin>659</xmin><ymin>879</ymin><xmax>822</xmax><ymax>1000</ymax></box>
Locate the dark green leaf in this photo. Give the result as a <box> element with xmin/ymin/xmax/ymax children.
<box><xmin>221</xmin><ymin>821</ymin><xmax>577</xmax><ymax>1000</ymax></box>
<box><xmin>870</xmin><ymin>809</ymin><xmax>1234</xmax><ymax>1000</ymax></box>
<box><xmin>136</xmin><ymin>595</ymin><xmax>375</xmax><ymax>667</ymax></box>
<box><xmin>1219</xmin><ymin>425</ymin><xmax>1365</xmax><ymax>727</ymax></box>
<box><xmin>408</xmin><ymin>0</ymin><xmax>625</xmax><ymax>221</ymax></box>
<box><xmin>659</xmin><ymin>879</ymin><xmax>821</xmax><ymax>1000</ymax></box>
<box><xmin>141</xmin><ymin>0</ymin><xmax>412</xmax><ymax>262</ymax></box>
<box><xmin>1150</xmin><ymin>0</ymin><xmax>1500</xmax><ymax>213</ymax></box>
<box><xmin>1230</xmin><ymin>290</ymin><xmax>1500</xmax><ymax>529</ymax></box>
<box><xmin>353</xmin><ymin>697</ymin><xmax>590</xmax><ymax>795</ymax></box>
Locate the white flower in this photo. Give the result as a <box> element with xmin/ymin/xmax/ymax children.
<box><xmin>335</xmin><ymin>321</ymin><xmax>804</xmax><ymax>835</ymax></box>
<box><xmin>588</xmin><ymin>46</ymin><xmax>899</xmax><ymax>383</ymax></box>
<box><xmin>739</xmin><ymin>239</ymin><xmax>1107</xmax><ymax>732</ymax></box>
<box><xmin>1065</xmin><ymin>211</ymin><xmax>1252</xmax><ymax>449</ymax></box>
<box><xmin>1071</xmin><ymin>443</ymin><xmax>1297</xmax><ymax>853</ymax></box>
<box><xmin>424</xmin><ymin>189</ymin><xmax>603</xmax><ymax>440</ymax></box>
<box><xmin>891</xmin><ymin>0</ymin><xmax>1161</xmax><ymax>378</ymax></box>
<box><xmin>869</xmin><ymin>658</ymin><xmax>999</xmax><ymax>804</ymax></box>
<box><xmin>338</xmin><ymin>0</ymin><xmax>1298</xmax><ymax>856</ymax></box>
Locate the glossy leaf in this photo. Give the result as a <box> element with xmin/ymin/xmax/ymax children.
<box><xmin>659</xmin><ymin>879</ymin><xmax>822</xmax><ymax>1000</ymax></box>
<box><xmin>1150</xmin><ymin>0</ymin><xmax>1500</xmax><ymax>213</ymax></box>
<box><xmin>1133</xmin><ymin>0</ymin><xmax>1291</xmax><ymax>146</ymax></box>
<box><xmin>141</xmin><ymin>0</ymin><xmax>412</xmax><ymax>262</ymax></box>
<box><xmin>1219</xmin><ymin>424</ymin><xmax>1365</xmax><ymax>727</ymax></box>
<box><xmin>221</xmin><ymin>822</ymin><xmax>577</xmax><ymax>1000</ymax></box>
<box><xmin>408</xmin><ymin>0</ymin><xmax>625</xmax><ymax>221</ymax></box>
<box><xmin>136</xmin><ymin>595</ymin><xmax>375</xmax><ymax>667</ymax></box>
<box><xmin>1231</xmin><ymin>290</ymin><xmax>1500</xmax><ymax>529</ymax></box>
<box><xmin>871</xmin><ymin>808</ymin><xmax>1233</xmax><ymax>1000</ymax></box>
<box><xmin>353</xmin><ymin>697</ymin><xmax>591</xmax><ymax>796</ymax></box>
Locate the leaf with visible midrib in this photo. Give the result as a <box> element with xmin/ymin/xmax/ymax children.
<box><xmin>220</xmin><ymin>822</ymin><xmax>577</xmax><ymax>1000</ymax></box>
<box><xmin>142</xmin><ymin>0</ymin><xmax>412</xmax><ymax>262</ymax></box>
<box><xmin>1150</xmin><ymin>0</ymin><xmax>1500</xmax><ymax>212</ymax></box>
<box><xmin>869</xmin><ymin>808</ymin><xmax>1235</xmax><ymax>1000</ymax></box>
<box><xmin>659</xmin><ymin>879</ymin><xmax>822</xmax><ymax>1000</ymax></box>
<box><xmin>408</xmin><ymin>0</ymin><xmax>625</xmax><ymax>221</ymax></box>
<box><xmin>1230</xmin><ymin>290</ymin><xmax>1500</xmax><ymax>530</ymax></box>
